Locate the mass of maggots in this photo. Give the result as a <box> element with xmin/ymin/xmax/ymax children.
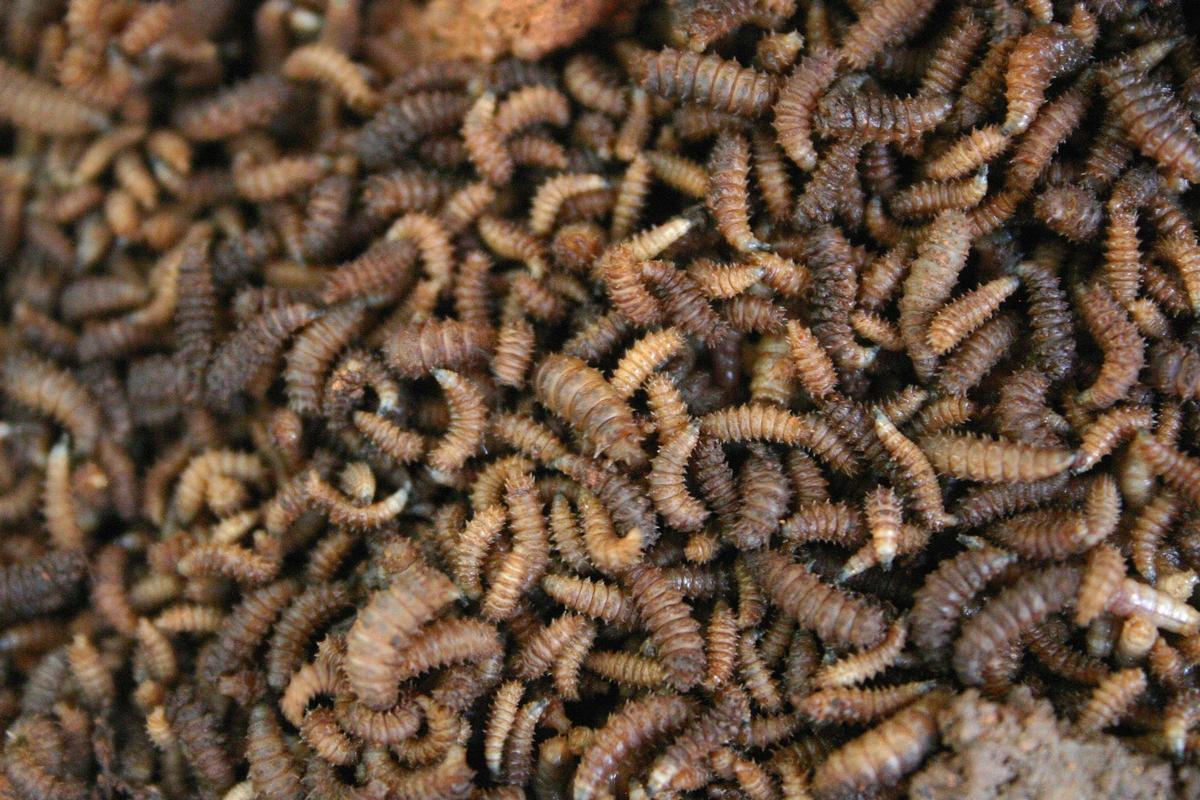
<box><xmin>1</xmin><ymin>1</ymin><xmax>1200</xmax><ymax>799</ymax></box>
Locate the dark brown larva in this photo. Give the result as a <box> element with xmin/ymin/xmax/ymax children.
<box><xmin>631</xmin><ymin>47</ymin><xmax>777</xmax><ymax>117</ymax></box>
<box><xmin>623</xmin><ymin>563</ymin><xmax>706</xmax><ymax>691</ymax></box>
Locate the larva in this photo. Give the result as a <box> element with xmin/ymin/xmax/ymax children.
<box><xmin>204</xmin><ymin>303</ymin><xmax>319</xmax><ymax>408</ymax></box>
<box><xmin>926</xmin><ymin>275</ymin><xmax>1020</xmax><ymax>356</ymax></box>
<box><xmin>283</xmin><ymin>304</ymin><xmax>366</xmax><ymax>416</ymax></box>
<box><xmin>1000</xmin><ymin>18</ymin><xmax>1091</xmax><ymax>135</ymax></box>
<box><xmin>924</xmin><ymin>126</ymin><xmax>1010</xmax><ymax>181</ymax></box>
<box><xmin>622</xmin><ymin>563</ymin><xmax>706</xmax><ymax>691</ymax></box>
<box><xmin>814</xmin><ymin>91</ymin><xmax>951</xmax><ymax>143</ymax></box>
<box><xmin>1074</xmin><ymin>282</ymin><xmax>1145</xmax><ymax>410</ymax></box>
<box><xmin>573</xmin><ymin>694</ymin><xmax>697</xmax><ymax>800</ymax></box>
<box><xmin>631</xmin><ymin>47</ymin><xmax>777</xmax><ymax>117</ymax></box>
<box><xmin>800</xmin><ymin>680</ymin><xmax>938</xmax><ymax>725</ymax></box>
<box><xmin>383</xmin><ymin>319</ymin><xmax>494</xmax><ymax>378</ymax></box>
<box><xmin>564</xmin><ymin>54</ymin><xmax>628</xmax><ymax>117</ymax></box>
<box><xmin>1034</xmin><ymin>183</ymin><xmax>1103</xmax><ymax>242</ymax></box>
<box><xmin>863</xmin><ymin>486</ymin><xmax>903</xmax><ymax>569</ymax></box>
<box><xmin>648</xmin><ymin>423</ymin><xmax>709</xmax><ymax>533</ymax></box>
<box><xmin>910</xmin><ymin>544</ymin><xmax>1017</xmax><ymax>665</ymax></box>
<box><xmin>265</xmin><ymin>582</ymin><xmax>353</xmax><ymax>692</ymax></box>
<box><xmin>754</xmin><ymin>549</ymin><xmax>887</xmax><ymax>649</ymax></box>
<box><xmin>644</xmin><ymin>149</ymin><xmax>708</xmax><ymax>199</ymax></box>
<box><xmin>477</xmin><ymin>213</ymin><xmax>548</xmax><ymax>277</ymax></box>
<box><xmin>728</xmin><ymin>444</ymin><xmax>790</xmax><ymax>549</ymax></box>
<box><xmin>1129</xmin><ymin>490</ymin><xmax>1178</xmax><ymax>584</ymax></box>
<box><xmin>953</xmin><ymin>564</ymin><xmax>1081</xmax><ymax>686</ymax></box>
<box><xmin>1074</xmin><ymin>405</ymin><xmax>1156</xmax><ymax>472</ymax></box>
<box><xmin>838</xmin><ymin>0</ymin><xmax>939</xmax><ymax>70</ymax></box>
<box><xmin>814</xmin><ymin>618</ymin><xmax>908</xmax><ymax>689</ymax></box>
<box><xmin>1100</xmin><ymin>40</ymin><xmax>1200</xmax><ymax>183</ymax></box>
<box><xmin>773</xmin><ymin>47</ymin><xmax>839</xmax><ymax>172</ymax></box>
<box><xmin>920</xmin><ymin>432</ymin><xmax>1074</xmax><ymax>483</ymax></box>
<box><xmin>751</xmin><ymin>128</ymin><xmax>792</xmax><ymax>223</ymax></box>
<box><xmin>609</xmin><ymin>327</ymin><xmax>686</xmax><ymax>399</ymax></box>
<box><xmin>707</xmin><ymin>131</ymin><xmax>766</xmax><ymax>252</ymax></box>
<box><xmin>513</xmin><ymin>613</ymin><xmax>594</xmax><ymax>680</ymax></box>
<box><xmin>344</xmin><ymin>563</ymin><xmax>459</xmax><ymax>709</ymax></box>
<box><xmin>482</xmin><ymin>471</ymin><xmax>549</xmax><ymax>622</ymax></box>
<box><xmin>1074</xmin><ymin>668</ymin><xmax>1147</xmax><ymax>735</ymax></box>
<box><xmin>427</xmin><ymin>370</ymin><xmax>486</xmax><ymax>474</ymax></box>
<box><xmin>282</xmin><ymin>44</ymin><xmax>380</xmax><ymax>115</ymax></box>
<box><xmin>1006</xmin><ymin>75</ymin><xmax>1094</xmax><ymax>194</ymax></box>
<box><xmin>534</xmin><ymin>354</ymin><xmax>644</xmax><ymax>468</ymax></box>
<box><xmin>493</xmin><ymin>85</ymin><xmax>570</xmax><ymax>138</ymax></box>
<box><xmin>898</xmin><ymin>210</ymin><xmax>971</xmax><ymax>381</ymax></box>
<box><xmin>166</xmin><ymin>687</ymin><xmax>237</xmax><ymax>792</ymax></box>
<box><xmin>2</xmin><ymin>353</ymin><xmax>101</xmax><ymax>454</ymax></box>
<box><xmin>529</xmin><ymin>173</ymin><xmax>608</xmax><ymax>237</ymax></box>
<box><xmin>873</xmin><ymin>410</ymin><xmax>955</xmax><ymax>530</ymax></box>
<box><xmin>199</xmin><ymin>579</ymin><xmax>297</xmax><ymax>683</ymax></box>
<box><xmin>541</xmin><ymin>574</ymin><xmax>637</xmax><ymax>627</ymax></box>
<box><xmin>919</xmin><ymin>8</ymin><xmax>985</xmax><ymax>97</ymax></box>
<box><xmin>643</xmin><ymin>260</ymin><xmax>732</xmax><ymax>343</ymax></box>
<box><xmin>247</xmin><ymin>704</ymin><xmax>305</xmax><ymax>800</ymax></box>
<box><xmin>356</xmin><ymin>90</ymin><xmax>471</xmax><ymax>169</ymax></box>
<box><xmin>1015</xmin><ymin>257</ymin><xmax>1076</xmax><ymax>383</ymax></box>
<box><xmin>791</xmin><ymin>141</ymin><xmax>863</xmax><ymax>229</ymax></box>
<box><xmin>810</xmin><ymin>690</ymin><xmax>950</xmax><ymax>800</ymax></box>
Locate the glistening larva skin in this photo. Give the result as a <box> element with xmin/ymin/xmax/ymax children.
<box><xmin>7</xmin><ymin>0</ymin><xmax>1200</xmax><ymax>797</ymax></box>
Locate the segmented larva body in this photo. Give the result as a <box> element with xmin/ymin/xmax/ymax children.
<box><xmin>529</xmin><ymin>173</ymin><xmax>608</xmax><ymax>237</ymax></box>
<box><xmin>426</xmin><ymin>370</ymin><xmax>486</xmax><ymax>474</ymax></box>
<box><xmin>1074</xmin><ymin>405</ymin><xmax>1156</xmax><ymax>472</ymax></box>
<box><xmin>283</xmin><ymin>304</ymin><xmax>366</xmax><ymax>415</ymax></box>
<box><xmin>814</xmin><ymin>618</ymin><xmax>908</xmax><ymax>689</ymax></box>
<box><xmin>573</xmin><ymin>694</ymin><xmax>697</xmax><ymax>800</ymax></box>
<box><xmin>706</xmin><ymin>131</ymin><xmax>765</xmax><ymax>252</ymax></box>
<box><xmin>282</xmin><ymin>44</ymin><xmax>379</xmax><ymax>115</ymax></box>
<box><xmin>205</xmin><ymin>303</ymin><xmax>320</xmax><ymax>408</ymax></box>
<box><xmin>751</xmin><ymin>128</ymin><xmax>792</xmax><ymax>222</ymax></box>
<box><xmin>838</xmin><ymin>0</ymin><xmax>939</xmax><ymax>70</ymax></box>
<box><xmin>898</xmin><ymin>210</ymin><xmax>971</xmax><ymax>381</ymax></box>
<box><xmin>1074</xmin><ymin>668</ymin><xmax>1147</xmax><ymax>735</ymax></box>
<box><xmin>873</xmin><ymin>410</ymin><xmax>955</xmax><ymax>530</ymax></box>
<box><xmin>814</xmin><ymin>91</ymin><xmax>951</xmax><ymax>143</ymax></box>
<box><xmin>792</xmin><ymin>140</ymin><xmax>864</xmax><ymax>229</ymax></box>
<box><xmin>1073</xmin><ymin>282</ymin><xmax>1145</xmax><ymax>410</ymax></box>
<box><xmin>781</xmin><ymin>501</ymin><xmax>866</xmax><ymax>547</ymax></box>
<box><xmin>911</xmin><ymin>544</ymin><xmax>1017</xmax><ymax>664</ymax></box>
<box><xmin>863</xmin><ymin>486</ymin><xmax>903</xmax><ymax>569</ymax></box>
<box><xmin>356</xmin><ymin>91</ymin><xmax>472</xmax><ymax>169</ymax></box>
<box><xmin>1101</xmin><ymin>40</ymin><xmax>1200</xmax><ymax>183</ymax></box>
<box><xmin>533</xmin><ymin>354</ymin><xmax>644</xmax><ymax>468</ymax></box>
<box><xmin>609</xmin><ymin>327</ymin><xmax>686</xmax><ymax>399</ymax></box>
<box><xmin>811</xmin><ymin>690</ymin><xmax>950</xmax><ymax>800</ymax></box>
<box><xmin>1001</xmin><ymin>21</ymin><xmax>1090</xmax><ymax>135</ymax></box>
<box><xmin>755</xmin><ymin>550</ymin><xmax>887</xmax><ymax>649</ymax></box>
<box><xmin>800</xmin><ymin>680</ymin><xmax>938</xmax><ymax>724</ymax></box>
<box><xmin>200</xmin><ymin>580</ymin><xmax>298</xmax><ymax>683</ymax></box>
<box><xmin>1034</xmin><ymin>184</ymin><xmax>1103</xmax><ymax>242</ymax></box>
<box><xmin>1129</xmin><ymin>490</ymin><xmax>1178</xmax><ymax>583</ymax></box>
<box><xmin>953</xmin><ymin>564</ymin><xmax>1081</xmax><ymax>686</ymax></box>
<box><xmin>632</xmin><ymin>47</ymin><xmax>777</xmax><ymax>117</ymax></box>
<box><xmin>344</xmin><ymin>564</ymin><xmax>459</xmax><ymax>709</ymax></box>
<box><xmin>1006</xmin><ymin>75</ymin><xmax>1094</xmax><ymax>193</ymax></box>
<box><xmin>773</xmin><ymin>47</ymin><xmax>840</xmax><ymax>172</ymax></box>
<box><xmin>1015</xmin><ymin>258</ymin><xmax>1076</xmax><ymax>382</ymax></box>
<box><xmin>462</xmin><ymin>92</ymin><xmax>512</xmax><ymax>186</ymax></box>
<box><xmin>493</xmin><ymin>85</ymin><xmax>570</xmax><ymax>138</ymax></box>
<box><xmin>920</xmin><ymin>432</ymin><xmax>1074</xmax><ymax>483</ymax></box>
<box><xmin>924</xmin><ymin>125</ymin><xmax>1009</xmax><ymax>181</ymax></box>
<box><xmin>2</xmin><ymin>353</ymin><xmax>101</xmax><ymax>454</ymax></box>
<box><xmin>648</xmin><ymin>423</ymin><xmax>709</xmax><ymax>533</ymax></box>
<box><xmin>541</xmin><ymin>574</ymin><xmax>636</xmax><ymax>627</ymax></box>
<box><xmin>622</xmin><ymin>563</ymin><xmax>706</xmax><ymax>691</ymax></box>
<box><xmin>0</xmin><ymin>58</ymin><xmax>107</xmax><ymax>135</ymax></box>
<box><xmin>564</xmin><ymin>54</ymin><xmax>628</xmax><ymax>117</ymax></box>
<box><xmin>700</xmin><ymin>403</ymin><xmax>810</xmax><ymax>446</ymax></box>
<box><xmin>784</xmin><ymin>321</ymin><xmax>838</xmax><ymax>400</ymax></box>
<box><xmin>384</xmin><ymin>319</ymin><xmax>494</xmax><ymax>378</ymax></box>
<box><xmin>247</xmin><ymin>704</ymin><xmax>305</xmax><ymax>800</ymax></box>
<box><xmin>926</xmin><ymin>275</ymin><xmax>1019</xmax><ymax>356</ymax></box>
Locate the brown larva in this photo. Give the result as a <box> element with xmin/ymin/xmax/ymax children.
<box><xmin>754</xmin><ymin>549</ymin><xmax>886</xmax><ymax>649</ymax></box>
<box><xmin>622</xmin><ymin>563</ymin><xmax>706</xmax><ymax>691</ymax></box>
<box><xmin>1006</xmin><ymin>75</ymin><xmax>1094</xmax><ymax>194</ymax></box>
<box><xmin>873</xmin><ymin>410</ymin><xmax>955</xmax><ymax>530</ymax></box>
<box><xmin>772</xmin><ymin>47</ymin><xmax>839</xmax><ymax>172</ymax></box>
<box><xmin>863</xmin><ymin>486</ymin><xmax>903</xmax><ymax>569</ymax></box>
<box><xmin>461</xmin><ymin>92</ymin><xmax>513</xmax><ymax>187</ymax></box>
<box><xmin>781</xmin><ymin>501</ymin><xmax>865</xmax><ymax>547</ymax></box>
<box><xmin>801</xmin><ymin>680</ymin><xmax>939</xmax><ymax>725</ymax></box>
<box><xmin>426</xmin><ymin>370</ymin><xmax>486</xmax><ymax>474</ymax></box>
<box><xmin>1156</xmin><ymin>233</ymin><xmax>1200</xmax><ymax>313</ymax></box>
<box><xmin>383</xmin><ymin>318</ymin><xmax>495</xmax><ymax>378</ymax></box>
<box><xmin>482</xmin><ymin>472</ymin><xmax>549</xmax><ymax>622</ymax></box>
<box><xmin>356</xmin><ymin>90</ymin><xmax>471</xmax><ymax>170</ymax></box>
<box><xmin>920</xmin><ymin>431</ymin><xmax>1074</xmax><ymax>484</ymax></box>
<box><xmin>265</xmin><ymin>581</ymin><xmax>353</xmax><ymax>692</ymax></box>
<box><xmin>926</xmin><ymin>275</ymin><xmax>1020</xmax><ymax>356</ymax></box>
<box><xmin>477</xmin><ymin>214</ymin><xmax>548</xmax><ymax>277</ymax></box>
<box><xmin>707</xmin><ymin>131</ymin><xmax>766</xmax><ymax>252</ymax></box>
<box><xmin>891</xmin><ymin>169</ymin><xmax>988</xmax><ymax>220</ymax></box>
<box><xmin>814</xmin><ymin>618</ymin><xmax>907</xmax><ymax>689</ymax></box>
<box><xmin>1033</xmin><ymin>183</ymin><xmax>1103</xmax><ymax>242</ymax></box>
<box><xmin>1075</xmin><ymin>282</ymin><xmax>1145</xmax><ymax>410</ymax></box>
<box><xmin>493</xmin><ymin>85</ymin><xmax>570</xmax><ymax>139</ymax></box>
<box><xmin>529</xmin><ymin>173</ymin><xmax>608</xmax><ymax>237</ymax></box>
<box><xmin>344</xmin><ymin>562</ymin><xmax>459</xmax><ymax>709</ymax></box>
<box><xmin>631</xmin><ymin>47</ymin><xmax>777</xmax><ymax>117</ymax></box>
<box><xmin>609</xmin><ymin>327</ymin><xmax>686</xmax><ymax>399</ymax></box>
<box><xmin>791</xmin><ymin>140</ymin><xmax>863</xmax><ymax>229</ymax></box>
<box><xmin>898</xmin><ymin>210</ymin><xmax>971</xmax><ymax>381</ymax></box>
<box><xmin>644</xmin><ymin>149</ymin><xmax>708</xmax><ymax>199</ymax></box>
<box><xmin>838</xmin><ymin>0</ymin><xmax>939</xmax><ymax>70</ymax></box>
<box><xmin>204</xmin><ymin>303</ymin><xmax>319</xmax><ymax>408</ymax></box>
<box><xmin>1101</xmin><ymin>40</ymin><xmax>1200</xmax><ymax>183</ymax></box>
<box><xmin>919</xmin><ymin>9</ymin><xmax>986</xmax><ymax>96</ymax></box>
<box><xmin>953</xmin><ymin>564</ymin><xmax>1081</xmax><ymax>686</ymax></box>
<box><xmin>814</xmin><ymin>91</ymin><xmax>951</xmax><ymax>143</ymax></box>
<box><xmin>573</xmin><ymin>694</ymin><xmax>697</xmax><ymax>800</ymax></box>
<box><xmin>534</xmin><ymin>354</ymin><xmax>645</xmax><ymax>468</ymax></box>
<box><xmin>2</xmin><ymin>353</ymin><xmax>101</xmax><ymax>455</ymax></box>
<box><xmin>909</xmin><ymin>544</ymin><xmax>1018</xmax><ymax>665</ymax></box>
<box><xmin>936</xmin><ymin>312</ymin><xmax>1019</xmax><ymax>395</ymax></box>
<box><xmin>924</xmin><ymin>126</ymin><xmax>1010</xmax><ymax>181</ymax></box>
<box><xmin>513</xmin><ymin>613</ymin><xmax>594</xmax><ymax>680</ymax></box>
<box><xmin>614</xmin><ymin>88</ymin><xmax>653</xmax><ymax>161</ymax></box>
<box><xmin>689</xmin><ymin>259</ymin><xmax>764</xmax><ymax>300</ymax></box>
<box><xmin>541</xmin><ymin>574</ymin><xmax>637</xmax><ymax>627</ymax></box>
<box><xmin>282</xmin><ymin>44</ymin><xmax>380</xmax><ymax>115</ymax></box>
<box><xmin>1000</xmin><ymin>18</ymin><xmax>1091</xmax><ymax>135</ymax></box>
<box><xmin>648</xmin><ymin>422</ymin><xmax>709</xmax><ymax>533</ymax></box>
<box><xmin>1074</xmin><ymin>667</ymin><xmax>1147</xmax><ymax>735</ymax></box>
<box><xmin>564</xmin><ymin>54</ymin><xmax>628</xmax><ymax>117</ymax></box>
<box><xmin>246</xmin><ymin>704</ymin><xmax>305</xmax><ymax>800</ymax></box>
<box><xmin>810</xmin><ymin>690</ymin><xmax>950</xmax><ymax>800</ymax></box>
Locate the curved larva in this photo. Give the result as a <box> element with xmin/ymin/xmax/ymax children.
<box><xmin>953</xmin><ymin>564</ymin><xmax>1080</xmax><ymax>686</ymax></box>
<box><xmin>42</xmin><ymin>439</ymin><xmax>83</xmax><ymax>551</ymax></box>
<box><xmin>810</xmin><ymin>690</ymin><xmax>950</xmax><ymax>800</ymax></box>
<box><xmin>247</xmin><ymin>704</ymin><xmax>305</xmax><ymax>800</ymax></box>
<box><xmin>171</xmin><ymin>449</ymin><xmax>265</xmax><ymax>525</ymax></box>
<box><xmin>898</xmin><ymin>210</ymin><xmax>971</xmax><ymax>381</ymax></box>
<box><xmin>707</xmin><ymin>131</ymin><xmax>766</xmax><ymax>252</ymax></box>
<box><xmin>283</xmin><ymin>304</ymin><xmax>366</xmax><ymax>416</ymax></box>
<box><xmin>491</xmin><ymin>413</ymin><xmax>567</xmax><ymax>464</ymax></box>
<box><xmin>926</xmin><ymin>275</ymin><xmax>1020</xmax><ymax>356</ymax></box>
<box><xmin>1073</xmin><ymin>405</ymin><xmax>1155</xmax><ymax>472</ymax></box>
<box><xmin>462</xmin><ymin>93</ymin><xmax>513</xmax><ymax>186</ymax></box>
<box><xmin>920</xmin><ymin>432</ymin><xmax>1074</xmax><ymax>483</ymax></box>
<box><xmin>815</xmin><ymin>618</ymin><xmax>909</xmax><ymax>691</ymax></box>
<box><xmin>573</xmin><ymin>694</ymin><xmax>697</xmax><ymax>799</ymax></box>
<box><xmin>924</xmin><ymin>126</ymin><xmax>1011</xmax><ymax>181</ymax></box>
<box><xmin>910</xmin><ymin>544</ymin><xmax>1017</xmax><ymax>665</ymax></box>
<box><xmin>2</xmin><ymin>353</ymin><xmax>101</xmax><ymax>454</ymax></box>
<box><xmin>534</xmin><ymin>354</ymin><xmax>644</xmax><ymax>468</ymax></box>
<box><xmin>631</xmin><ymin>47</ymin><xmax>777</xmax><ymax>116</ymax></box>
<box><xmin>200</xmin><ymin>580</ymin><xmax>298</xmax><ymax>684</ymax></box>
<box><xmin>1131</xmin><ymin>433</ymin><xmax>1200</xmax><ymax>510</ymax></box>
<box><xmin>873</xmin><ymin>410</ymin><xmax>954</xmax><ymax>530</ymax></box>
<box><xmin>689</xmin><ymin>260</ymin><xmax>763</xmax><ymax>300</ymax></box>
<box><xmin>233</xmin><ymin>153</ymin><xmax>330</xmax><ymax>202</ymax></box>
<box><xmin>838</xmin><ymin>0</ymin><xmax>939</xmax><ymax>70</ymax></box>
<box><xmin>645</xmin><ymin>149</ymin><xmax>708</xmax><ymax>198</ymax></box>
<box><xmin>513</xmin><ymin>613</ymin><xmax>594</xmax><ymax>680</ymax></box>
<box><xmin>205</xmin><ymin>303</ymin><xmax>320</xmax><ymax>408</ymax></box>
<box><xmin>622</xmin><ymin>563</ymin><xmax>706</xmax><ymax>691</ymax></box>
<box><xmin>174</xmin><ymin>74</ymin><xmax>293</xmax><ymax>141</ymax></box>
<box><xmin>344</xmin><ymin>565</ymin><xmax>459</xmax><ymax>709</ymax></box>
<box><xmin>282</xmin><ymin>44</ymin><xmax>379</xmax><ymax>117</ymax></box>
<box><xmin>493</xmin><ymin>85</ymin><xmax>570</xmax><ymax>138</ymax></box>
<box><xmin>485</xmin><ymin>681</ymin><xmax>524</xmax><ymax>778</ymax></box>
<box><xmin>1073</xmin><ymin>668</ymin><xmax>1147</xmax><ymax>735</ymax></box>
<box><xmin>1000</xmin><ymin>19</ymin><xmax>1090</xmax><ymax>135</ymax></box>
<box><xmin>0</xmin><ymin>59</ymin><xmax>108</xmax><ymax>135</ymax></box>
<box><xmin>772</xmin><ymin>48</ymin><xmax>840</xmax><ymax>171</ymax></box>
<box><xmin>1015</xmin><ymin>258</ymin><xmax>1076</xmax><ymax>383</ymax></box>
<box><xmin>755</xmin><ymin>550</ymin><xmax>887</xmax><ymax>650</ymax></box>
<box><xmin>265</xmin><ymin>582</ymin><xmax>353</xmax><ymax>691</ymax></box>
<box><xmin>426</xmin><ymin>370</ymin><xmax>486</xmax><ymax>475</ymax></box>
<box><xmin>1129</xmin><ymin>490</ymin><xmax>1179</xmax><ymax>583</ymax></box>
<box><xmin>482</xmin><ymin>471</ymin><xmax>549</xmax><ymax>622</ymax></box>
<box><xmin>1073</xmin><ymin>282</ymin><xmax>1145</xmax><ymax>410</ymax></box>
<box><xmin>648</xmin><ymin>423</ymin><xmax>709</xmax><ymax>533</ymax></box>
<box><xmin>353</xmin><ymin>411</ymin><xmax>425</xmax><ymax>464</ymax></box>
<box><xmin>564</xmin><ymin>53</ymin><xmax>628</xmax><ymax>116</ymax></box>
<box><xmin>529</xmin><ymin>173</ymin><xmax>608</xmax><ymax>237</ymax></box>
<box><xmin>1100</xmin><ymin>40</ymin><xmax>1200</xmax><ymax>183</ymax></box>
<box><xmin>609</xmin><ymin>327</ymin><xmax>686</xmax><ymax>399</ymax></box>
